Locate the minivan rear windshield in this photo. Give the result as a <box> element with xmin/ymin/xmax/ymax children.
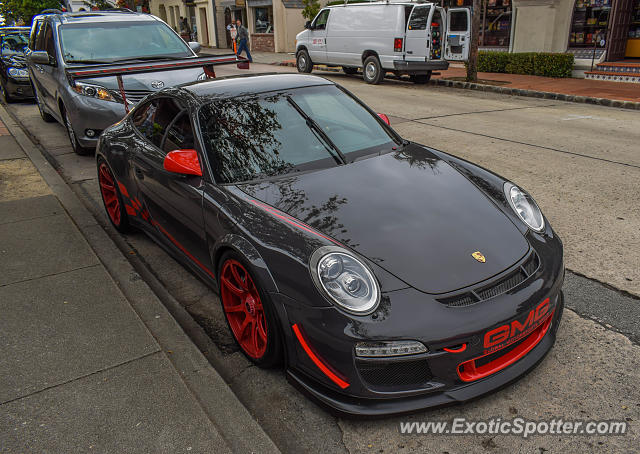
<box><xmin>60</xmin><ymin>21</ymin><xmax>192</xmax><ymax>64</ymax></box>
<box><xmin>199</xmin><ymin>85</ymin><xmax>398</xmax><ymax>184</ymax></box>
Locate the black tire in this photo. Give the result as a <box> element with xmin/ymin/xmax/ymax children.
<box><xmin>1</xmin><ymin>80</ymin><xmax>14</xmax><ymax>103</ymax></box>
<box><xmin>62</xmin><ymin>105</ymin><xmax>91</xmax><ymax>155</ymax></box>
<box><xmin>33</xmin><ymin>87</ymin><xmax>55</xmax><ymax>122</ymax></box>
<box><xmin>363</xmin><ymin>55</ymin><xmax>384</xmax><ymax>84</ymax></box>
<box><xmin>296</xmin><ymin>49</ymin><xmax>313</xmax><ymax>73</ymax></box>
<box><xmin>218</xmin><ymin>250</ymin><xmax>283</xmax><ymax>368</ymax></box>
<box><xmin>342</xmin><ymin>66</ymin><xmax>358</xmax><ymax>75</ymax></box>
<box><xmin>410</xmin><ymin>72</ymin><xmax>432</xmax><ymax>84</ymax></box>
<box><xmin>97</xmin><ymin>157</ymin><xmax>132</xmax><ymax>233</ymax></box>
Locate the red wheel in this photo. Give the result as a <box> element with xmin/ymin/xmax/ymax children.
<box><xmin>218</xmin><ymin>253</ymin><xmax>282</xmax><ymax>366</ymax></box>
<box><xmin>220</xmin><ymin>259</ymin><xmax>268</xmax><ymax>359</ymax></box>
<box><xmin>97</xmin><ymin>159</ymin><xmax>130</xmax><ymax>233</ymax></box>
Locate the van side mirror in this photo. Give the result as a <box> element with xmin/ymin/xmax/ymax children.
<box><xmin>28</xmin><ymin>51</ymin><xmax>50</xmax><ymax>65</ymax></box>
<box><xmin>188</xmin><ymin>41</ymin><xmax>202</xmax><ymax>54</ymax></box>
<box><xmin>305</xmin><ymin>21</ymin><xmax>312</xmax><ymax>30</ymax></box>
<box><xmin>163</xmin><ymin>149</ymin><xmax>202</xmax><ymax>177</ymax></box>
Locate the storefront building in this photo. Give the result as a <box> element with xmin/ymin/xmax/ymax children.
<box><xmin>444</xmin><ymin>0</ymin><xmax>515</xmax><ymax>49</ymax></box>
<box><xmin>149</xmin><ymin>0</ymin><xmax>222</xmax><ymax>48</ymax></box>
<box><xmin>244</xmin><ymin>0</ymin><xmax>305</xmax><ymax>52</ymax></box>
<box><xmin>511</xmin><ymin>0</ymin><xmax>640</xmax><ymax>60</ymax></box>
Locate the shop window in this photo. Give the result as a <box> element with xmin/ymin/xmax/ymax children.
<box><xmin>630</xmin><ymin>0</ymin><xmax>640</xmax><ymax>39</ymax></box>
<box><xmin>569</xmin><ymin>0</ymin><xmax>612</xmax><ymax>48</ymax></box>
<box><xmin>254</xmin><ymin>7</ymin><xmax>273</xmax><ymax>33</ymax></box>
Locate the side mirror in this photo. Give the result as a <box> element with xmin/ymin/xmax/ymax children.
<box><xmin>28</xmin><ymin>51</ymin><xmax>50</xmax><ymax>65</ymax></box>
<box><xmin>188</xmin><ymin>41</ymin><xmax>202</xmax><ymax>54</ymax></box>
<box><xmin>305</xmin><ymin>21</ymin><xmax>312</xmax><ymax>30</ymax></box>
<box><xmin>163</xmin><ymin>149</ymin><xmax>202</xmax><ymax>177</ymax></box>
<box><xmin>377</xmin><ymin>113</ymin><xmax>390</xmax><ymax>126</ymax></box>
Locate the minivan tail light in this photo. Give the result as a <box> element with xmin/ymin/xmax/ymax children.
<box><xmin>394</xmin><ymin>38</ymin><xmax>403</xmax><ymax>52</ymax></box>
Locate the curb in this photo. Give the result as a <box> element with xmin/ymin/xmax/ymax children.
<box><xmin>0</xmin><ymin>104</ymin><xmax>281</xmax><ymax>454</ymax></box>
<box><xmin>273</xmin><ymin>61</ymin><xmax>640</xmax><ymax>109</ymax></box>
<box><xmin>428</xmin><ymin>78</ymin><xmax>640</xmax><ymax>110</ymax></box>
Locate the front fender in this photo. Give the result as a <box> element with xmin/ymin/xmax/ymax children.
<box><xmin>212</xmin><ymin>233</ymin><xmax>279</xmax><ymax>294</ymax></box>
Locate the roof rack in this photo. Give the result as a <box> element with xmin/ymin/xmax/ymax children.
<box><xmin>40</xmin><ymin>9</ymin><xmax>65</xmax><ymax>14</ymax></box>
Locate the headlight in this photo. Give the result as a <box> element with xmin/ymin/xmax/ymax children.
<box><xmin>310</xmin><ymin>246</ymin><xmax>380</xmax><ymax>314</ymax></box>
<box><xmin>71</xmin><ymin>81</ymin><xmax>116</xmax><ymax>102</ymax></box>
<box><xmin>504</xmin><ymin>182</ymin><xmax>545</xmax><ymax>232</ymax></box>
<box><xmin>197</xmin><ymin>72</ymin><xmax>207</xmax><ymax>81</ymax></box>
<box><xmin>8</xmin><ymin>67</ymin><xmax>29</xmax><ymax>79</ymax></box>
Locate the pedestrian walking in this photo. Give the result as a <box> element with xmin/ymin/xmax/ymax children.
<box><xmin>235</xmin><ymin>19</ymin><xmax>252</xmax><ymax>63</ymax></box>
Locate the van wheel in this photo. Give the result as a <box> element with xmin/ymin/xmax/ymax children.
<box><xmin>34</xmin><ymin>88</ymin><xmax>55</xmax><ymax>122</ymax></box>
<box><xmin>410</xmin><ymin>72</ymin><xmax>432</xmax><ymax>84</ymax></box>
<box><xmin>363</xmin><ymin>56</ymin><xmax>384</xmax><ymax>84</ymax></box>
<box><xmin>62</xmin><ymin>105</ymin><xmax>91</xmax><ymax>156</ymax></box>
<box><xmin>342</xmin><ymin>66</ymin><xmax>358</xmax><ymax>75</ymax></box>
<box><xmin>296</xmin><ymin>49</ymin><xmax>313</xmax><ymax>73</ymax></box>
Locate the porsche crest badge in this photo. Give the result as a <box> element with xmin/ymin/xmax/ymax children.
<box><xmin>472</xmin><ymin>251</ymin><xmax>486</xmax><ymax>263</ymax></box>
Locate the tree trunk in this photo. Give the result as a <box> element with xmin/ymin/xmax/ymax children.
<box><xmin>466</xmin><ymin>0</ymin><xmax>482</xmax><ymax>82</ymax></box>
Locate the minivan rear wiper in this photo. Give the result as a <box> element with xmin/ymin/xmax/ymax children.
<box><xmin>286</xmin><ymin>96</ymin><xmax>347</xmax><ymax>165</ymax></box>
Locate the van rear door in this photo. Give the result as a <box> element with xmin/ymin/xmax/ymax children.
<box><xmin>404</xmin><ymin>5</ymin><xmax>433</xmax><ymax>61</ymax></box>
<box><xmin>445</xmin><ymin>8</ymin><xmax>471</xmax><ymax>61</ymax></box>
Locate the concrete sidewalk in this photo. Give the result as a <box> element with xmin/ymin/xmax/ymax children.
<box><xmin>0</xmin><ymin>109</ymin><xmax>280</xmax><ymax>453</ymax></box>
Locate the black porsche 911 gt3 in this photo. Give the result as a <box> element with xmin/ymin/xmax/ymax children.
<box><xmin>96</xmin><ymin>73</ymin><xmax>564</xmax><ymax>416</ymax></box>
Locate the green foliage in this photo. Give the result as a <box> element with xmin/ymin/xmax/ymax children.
<box><xmin>474</xmin><ymin>51</ymin><xmax>574</xmax><ymax>78</ymax></box>
<box><xmin>301</xmin><ymin>0</ymin><xmax>321</xmax><ymax>21</ymax></box>
<box><xmin>0</xmin><ymin>0</ymin><xmax>63</xmax><ymax>25</ymax></box>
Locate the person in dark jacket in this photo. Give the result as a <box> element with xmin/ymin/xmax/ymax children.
<box><xmin>235</xmin><ymin>19</ymin><xmax>253</xmax><ymax>63</ymax></box>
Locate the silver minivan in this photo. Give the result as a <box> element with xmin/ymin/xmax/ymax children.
<box><xmin>295</xmin><ymin>1</ymin><xmax>470</xmax><ymax>84</ymax></box>
<box><xmin>27</xmin><ymin>10</ymin><xmax>204</xmax><ymax>155</ymax></box>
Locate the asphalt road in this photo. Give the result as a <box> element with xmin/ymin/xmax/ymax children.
<box><xmin>4</xmin><ymin>64</ymin><xmax>639</xmax><ymax>453</ymax></box>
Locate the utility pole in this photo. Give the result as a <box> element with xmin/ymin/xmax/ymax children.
<box><xmin>466</xmin><ymin>0</ymin><xmax>482</xmax><ymax>82</ymax></box>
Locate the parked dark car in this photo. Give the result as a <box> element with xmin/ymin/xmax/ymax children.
<box><xmin>0</xmin><ymin>27</ymin><xmax>33</xmax><ymax>102</ymax></box>
<box><xmin>96</xmin><ymin>73</ymin><xmax>564</xmax><ymax>416</ymax></box>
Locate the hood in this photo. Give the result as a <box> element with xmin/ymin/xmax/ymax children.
<box><xmin>3</xmin><ymin>54</ymin><xmax>27</xmax><ymax>68</ymax></box>
<box><xmin>238</xmin><ymin>145</ymin><xmax>530</xmax><ymax>294</ymax></box>
<box><xmin>75</xmin><ymin>67</ymin><xmax>204</xmax><ymax>91</ymax></box>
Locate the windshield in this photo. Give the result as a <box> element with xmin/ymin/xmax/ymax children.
<box><xmin>60</xmin><ymin>21</ymin><xmax>192</xmax><ymax>64</ymax></box>
<box><xmin>198</xmin><ymin>85</ymin><xmax>398</xmax><ymax>183</ymax></box>
<box><xmin>1</xmin><ymin>32</ymin><xmax>29</xmax><ymax>56</ymax></box>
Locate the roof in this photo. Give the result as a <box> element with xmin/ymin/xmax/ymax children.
<box><xmin>36</xmin><ymin>10</ymin><xmax>156</xmax><ymax>24</ymax></box>
<box><xmin>181</xmin><ymin>73</ymin><xmax>334</xmax><ymax>99</ymax></box>
<box><xmin>282</xmin><ymin>0</ymin><xmax>305</xmax><ymax>8</ymax></box>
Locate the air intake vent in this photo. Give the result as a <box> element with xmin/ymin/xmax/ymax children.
<box><xmin>356</xmin><ymin>358</ymin><xmax>433</xmax><ymax>388</ymax></box>
<box><xmin>438</xmin><ymin>252</ymin><xmax>540</xmax><ymax>308</ymax></box>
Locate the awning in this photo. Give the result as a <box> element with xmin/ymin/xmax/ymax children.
<box><xmin>247</xmin><ymin>0</ymin><xmax>272</xmax><ymax>7</ymax></box>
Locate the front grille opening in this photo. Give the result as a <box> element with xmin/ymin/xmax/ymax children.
<box><xmin>356</xmin><ymin>358</ymin><xmax>433</xmax><ymax>388</ymax></box>
<box><xmin>438</xmin><ymin>252</ymin><xmax>540</xmax><ymax>308</ymax></box>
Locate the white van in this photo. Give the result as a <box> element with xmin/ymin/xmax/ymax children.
<box><xmin>295</xmin><ymin>1</ymin><xmax>470</xmax><ymax>84</ymax></box>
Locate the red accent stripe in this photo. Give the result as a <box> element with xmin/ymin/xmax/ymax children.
<box><xmin>150</xmin><ymin>219</ymin><xmax>217</xmax><ymax>280</ymax></box>
<box><xmin>443</xmin><ymin>343</ymin><xmax>467</xmax><ymax>354</ymax></box>
<box><xmin>292</xmin><ymin>324</ymin><xmax>350</xmax><ymax>389</ymax></box>
<box><xmin>248</xmin><ymin>199</ymin><xmax>343</xmax><ymax>246</ymax></box>
<box><xmin>457</xmin><ymin>311</ymin><xmax>555</xmax><ymax>382</ymax></box>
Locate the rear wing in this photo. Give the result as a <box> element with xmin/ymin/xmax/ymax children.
<box><xmin>65</xmin><ymin>54</ymin><xmax>250</xmax><ymax>112</ymax></box>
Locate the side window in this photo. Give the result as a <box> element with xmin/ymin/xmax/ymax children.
<box><xmin>312</xmin><ymin>10</ymin><xmax>330</xmax><ymax>30</ymax></box>
<box><xmin>162</xmin><ymin>113</ymin><xmax>195</xmax><ymax>153</ymax></box>
<box><xmin>43</xmin><ymin>23</ymin><xmax>56</xmax><ymax>62</ymax></box>
<box><xmin>408</xmin><ymin>6</ymin><xmax>430</xmax><ymax>31</ymax></box>
<box><xmin>30</xmin><ymin>20</ymin><xmax>43</xmax><ymax>50</ymax></box>
<box><xmin>449</xmin><ymin>11</ymin><xmax>468</xmax><ymax>32</ymax></box>
<box><xmin>131</xmin><ymin>98</ymin><xmax>184</xmax><ymax>150</ymax></box>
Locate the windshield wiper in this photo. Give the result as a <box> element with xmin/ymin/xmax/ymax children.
<box><xmin>66</xmin><ymin>59</ymin><xmax>116</xmax><ymax>65</ymax></box>
<box><xmin>286</xmin><ymin>96</ymin><xmax>347</xmax><ymax>165</ymax></box>
<box><xmin>112</xmin><ymin>55</ymin><xmax>188</xmax><ymax>63</ymax></box>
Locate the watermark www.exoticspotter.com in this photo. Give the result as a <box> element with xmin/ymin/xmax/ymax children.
<box><xmin>399</xmin><ymin>418</ymin><xmax>628</xmax><ymax>438</ymax></box>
